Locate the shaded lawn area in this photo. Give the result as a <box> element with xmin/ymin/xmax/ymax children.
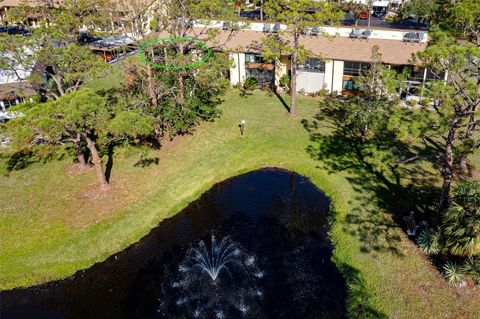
<box><xmin>0</xmin><ymin>91</ymin><xmax>479</xmax><ymax>318</ymax></box>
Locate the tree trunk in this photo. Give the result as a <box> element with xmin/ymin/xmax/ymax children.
<box><xmin>260</xmin><ymin>0</ymin><xmax>263</xmax><ymax>21</ymax></box>
<box><xmin>177</xmin><ymin>72</ymin><xmax>185</xmax><ymax>104</ymax></box>
<box><xmin>85</xmin><ymin>136</ymin><xmax>109</xmax><ymax>189</ymax></box>
<box><xmin>73</xmin><ymin>136</ymin><xmax>86</xmax><ymax>168</ymax></box>
<box><xmin>289</xmin><ymin>32</ymin><xmax>299</xmax><ymax>116</ymax></box>
<box><xmin>176</xmin><ymin>42</ymin><xmax>186</xmax><ymax>105</ymax></box>
<box><xmin>51</xmin><ymin>74</ymin><xmax>65</xmax><ymax>98</ymax></box>
<box><xmin>438</xmin><ymin>126</ymin><xmax>456</xmax><ymax>214</ymax></box>
<box><xmin>147</xmin><ymin>64</ymin><xmax>157</xmax><ymax>108</ymax></box>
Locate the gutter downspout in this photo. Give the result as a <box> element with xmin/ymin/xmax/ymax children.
<box><xmin>331</xmin><ymin>60</ymin><xmax>335</xmax><ymax>95</ymax></box>
<box><xmin>238</xmin><ymin>52</ymin><xmax>241</xmax><ymax>84</ymax></box>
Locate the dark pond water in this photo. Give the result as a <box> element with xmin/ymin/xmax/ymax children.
<box><xmin>1</xmin><ymin>168</ymin><xmax>347</xmax><ymax>319</ymax></box>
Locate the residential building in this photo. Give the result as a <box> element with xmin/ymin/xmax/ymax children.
<box><xmin>159</xmin><ymin>21</ymin><xmax>437</xmax><ymax>100</ymax></box>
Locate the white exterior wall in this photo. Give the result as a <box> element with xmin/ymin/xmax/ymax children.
<box><xmin>325</xmin><ymin>60</ymin><xmax>344</xmax><ymax>95</ymax></box>
<box><xmin>332</xmin><ymin>60</ymin><xmax>344</xmax><ymax>95</ymax></box>
<box><xmin>229</xmin><ymin>52</ymin><xmax>246</xmax><ymax>85</ymax></box>
<box><xmin>324</xmin><ymin>60</ymin><xmax>344</xmax><ymax>95</ymax></box>
<box><xmin>324</xmin><ymin>60</ymin><xmax>334</xmax><ymax>94</ymax></box>
<box><xmin>296</xmin><ymin>71</ymin><xmax>326</xmax><ymax>93</ymax></box>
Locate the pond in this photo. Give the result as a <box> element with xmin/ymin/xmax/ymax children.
<box><xmin>1</xmin><ymin>168</ymin><xmax>347</xmax><ymax>319</ymax></box>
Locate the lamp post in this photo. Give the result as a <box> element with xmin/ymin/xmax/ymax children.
<box><xmin>239</xmin><ymin>120</ymin><xmax>246</xmax><ymax>136</ymax></box>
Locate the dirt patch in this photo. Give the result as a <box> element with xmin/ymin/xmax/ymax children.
<box><xmin>65</xmin><ymin>163</ymin><xmax>93</xmax><ymax>175</ymax></box>
<box><xmin>67</xmin><ymin>178</ymin><xmax>132</xmax><ymax>228</ymax></box>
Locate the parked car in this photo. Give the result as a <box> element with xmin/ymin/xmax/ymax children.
<box><xmin>0</xmin><ymin>26</ymin><xmax>30</xmax><ymax>36</ymax></box>
<box><xmin>358</xmin><ymin>11</ymin><xmax>369</xmax><ymax>20</ymax></box>
<box><xmin>78</xmin><ymin>32</ymin><xmax>99</xmax><ymax>44</ymax></box>
<box><xmin>372</xmin><ymin>7</ymin><xmax>388</xmax><ymax>18</ymax></box>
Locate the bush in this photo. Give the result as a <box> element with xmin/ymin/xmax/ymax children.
<box><xmin>442</xmin><ymin>181</ymin><xmax>480</xmax><ymax>256</ymax></box>
<box><xmin>318</xmin><ymin>88</ymin><xmax>329</xmax><ymax>97</ymax></box>
<box><xmin>279</xmin><ymin>74</ymin><xmax>290</xmax><ymax>88</ymax></box>
<box><xmin>384</xmin><ymin>15</ymin><xmax>395</xmax><ymax>23</ymax></box>
<box><xmin>463</xmin><ymin>256</ymin><xmax>480</xmax><ymax>284</ymax></box>
<box><xmin>417</xmin><ymin>227</ymin><xmax>443</xmax><ymax>255</ymax></box>
<box><xmin>443</xmin><ymin>261</ymin><xmax>466</xmax><ymax>286</ymax></box>
<box><xmin>243</xmin><ymin>77</ymin><xmax>258</xmax><ymax>91</ymax></box>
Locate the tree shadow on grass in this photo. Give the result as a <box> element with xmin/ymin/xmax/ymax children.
<box><xmin>3</xmin><ymin>150</ymin><xmax>38</xmax><ymax>172</ymax></box>
<box><xmin>133</xmin><ymin>156</ymin><xmax>160</xmax><ymax>168</ymax></box>
<box><xmin>272</xmin><ymin>90</ymin><xmax>291</xmax><ymax>113</ymax></box>
<box><xmin>105</xmin><ymin>144</ymin><xmax>114</xmax><ymax>183</ymax></box>
<box><xmin>2</xmin><ymin>148</ymin><xmax>66</xmax><ymax>173</ymax></box>
<box><xmin>302</xmin><ymin>103</ymin><xmax>440</xmax><ymax>256</ymax></box>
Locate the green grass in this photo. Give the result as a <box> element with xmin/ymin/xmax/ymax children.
<box><xmin>83</xmin><ymin>63</ymin><xmax>124</xmax><ymax>91</ymax></box>
<box><xmin>1</xmin><ymin>91</ymin><xmax>479</xmax><ymax>317</ymax></box>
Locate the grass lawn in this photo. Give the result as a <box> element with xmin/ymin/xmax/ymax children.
<box><xmin>1</xmin><ymin>90</ymin><xmax>479</xmax><ymax>318</ymax></box>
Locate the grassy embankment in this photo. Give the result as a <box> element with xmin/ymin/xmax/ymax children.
<box><xmin>1</xmin><ymin>89</ymin><xmax>479</xmax><ymax>318</ymax></box>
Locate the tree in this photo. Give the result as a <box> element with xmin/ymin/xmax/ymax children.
<box><xmin>5</xmin><ymin>89</ymin><xmax>154</xmax><ymax>189</ymax></box>
<box><xmin>0</xmin><ymin>33</ymin><xmax>37</xmax><ymax>83</ymax></box>
<box><xmin>36</xmin><ymin>43</ymin><xmax>107</xmax><ymax>99</ymax></box>
<box><xmin>120</xmin><ymin>0</ymin><xmax>236</xmax><ymax>142</ymax></box>
<box><xmin>416</xmin><ymin>35</ymin><xmax>480</xmax><ymax>214</ymax></box>
<box><xmin>340</xmin><ymin>1</ymin><xmax>368</xmax><ymax>27</ymax></box>
<box><xmin>122</xmin><ymin>50</ymin><xmax>231</xmax><ymax>142</ymax></box>
<box><xmin>355</xmin><ymin>46</ymin><xmax>406</xmax><ymax>100</ymax></box>
<box><xmin>155</xmin><ymin>0</ymin><xmax>237</xmax><ymax>104</ymax></box>
<box><xmin>442</xmin><ymin>181</ymin><xmax>480</xmax><ymax>257</ymax></box>
<box><xmin>448</xmin><ymin>0</ymin><xmax>480</xmax><ymax>45</ymax></box>
<box><xmin>2</xmin><ymin>0</ymin><xmax>112</xmax><ymax>99</ymax></box>
<box><xmin>112</xmin><ymin>0</ymin><xmax>164</xmax><ymax>39</ymax></box>
<box><xmin>263</xmin><ymin>0</ymin><xmax>342</xmax><ymax>115</ymax></box>
<box><xmin>399</xmin><ymin>0</ymin><xmax>439</xmax><ymax>24</ymax></box>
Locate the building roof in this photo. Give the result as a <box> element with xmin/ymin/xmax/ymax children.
<box><xmin>89</xmin><ymin>36</ymin><xmax>135</xmax><ymax>50</ymax></box>
<box><xmin>167</xmin><ymin>29</ymin><xmax>427</xmax><ymax>65</ymax></box>
<box><xmin>0</xmin><ymin>81</ymin><xmax>36</xmax><ymax>100</ymax></box>
<box><xmin>0</xmin><ymin>0</ymin><xmax>63</xmax><ymax>8</ymax></box>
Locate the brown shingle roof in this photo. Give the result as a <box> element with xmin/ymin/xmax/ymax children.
<box><xmin>0</xmin><ymin>0</ymin><xmax>61</xmax><ymax>8</ymax></box>
<box><xmin>0</xmin><ymin>81</ymin><xmax>37</xmax><ymax>100</ymax></box>
<box><xmin>158</xmin><ymin>29</ymin><xmax>427</xmax><ymax>65</ymax></box>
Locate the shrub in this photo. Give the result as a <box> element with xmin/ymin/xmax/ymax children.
<box><xmin>417</xmin><ymin>227</ymin><xmax>443</xmax><ymax>255</ymax></box>
<box><xmin>318</xmin><ymin>88</ymin><xmax>329</xmax><ymax>97</ymax></box>
<box><xmin>443</xmin><ymin>261</ymin><xmax>466</xmax><ymax>286</ymax></box>
<box><xmin>463</xmin><ymin>256</ymin><xmax>480</xmax><ymax>284</ymax></box>
<box><xmin>384</xmin><ymin>15</ymin><xmax>395</xmax><ymax>23</ymax></box>
<box><xmin>243</xmin><ymin>77</ymin><xmax>258</xmax><ymax>91</ymax></box>
<box><xmin>442</xmin><ymin>181</ymin><xmax>480</xmax><ymax>256</ymax></box>
<box><xmin>279</xmin><ymin>74</ymin><xmax>290</xmax><ymax>88</ymax></box>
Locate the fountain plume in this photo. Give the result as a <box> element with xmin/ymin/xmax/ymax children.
<box><xmin>158</xmin><ymin>235</ymin><xmax>264</xmax><ymax>318</ymax></box>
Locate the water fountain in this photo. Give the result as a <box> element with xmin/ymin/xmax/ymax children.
<box><xmin>192</xmin><ymin>236</ymin><xmax>241</xmax><ymax>281</ymax></box>
<box><xmin>158</xmin><ymin>235</ymin><xmax>264</xmax><ymax>318</ymax></box>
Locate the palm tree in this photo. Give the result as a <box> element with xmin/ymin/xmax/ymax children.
<box><xmin>442</xmin><ymin>181</ymin><xmax>480</xmax><ymax>256</ymax></box>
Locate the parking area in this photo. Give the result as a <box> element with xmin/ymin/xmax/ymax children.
<box><xmin>240</xmin><ymin>9</ymin><xmax>429</xmax><ymax>31</ymax></box>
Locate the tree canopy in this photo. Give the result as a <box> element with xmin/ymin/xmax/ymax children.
<box><xmin>262</xmin><ymin>0</ymin><xmax>342</xmax><ymax>115</ymax></box>
<box><xmin>5</xmin><ymin>89</ymin><xmax>155</xmax><ymax>188</ymax></box>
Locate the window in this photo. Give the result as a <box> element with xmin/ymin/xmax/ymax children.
<box><xmin>343</xmin><ymin>61</ymin><xmax>369</xmax><ymax>76</ymax></box>
<box><xmin>245</xmin><ymin>53</ymin><xmax>264</xmax><ymax>63</ymax></box>
<box><xmin>246</xmin><ymin>68</ymin><xmax>273</xmax><ymax>84</ymax></box>
<box><xmin>0</xmin><ymin>97</ymin><xmax>23</xmax><ymax>110</ymax></box>
<box><xmin>425</xmin><ymin>69</ymin><xmax>445</xmax><ymax>81</ymax></box>
<box><xmin>408</xmin><ymin>67</ymin><xmax>425</xmax><ymax>83</ymax></box>
<box><xmin>298</xmin><ymin>59</ymin><xmax>325</xmax><ymax>73</ymax></box>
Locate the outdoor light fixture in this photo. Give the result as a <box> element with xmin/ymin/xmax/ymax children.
<box><xmin>239</xmin><ymin>120</ymin><xmax>246</xmax><ymax>136</ymax></box>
